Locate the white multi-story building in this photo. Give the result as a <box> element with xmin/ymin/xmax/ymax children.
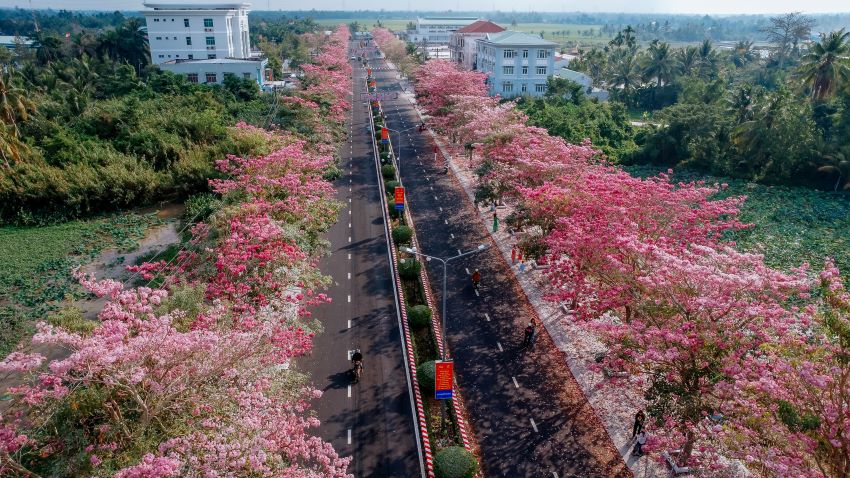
<box><xmin>408</xmin><ymin>17</ymin><xmax>477</xmax><ymax>44</ymax></box>
<box><xmin>142</xmin><ymin>2</ymin><xmax>267</xmax><ymax>85</ymax></box>
<box><xmin>475</xmin><ymin>30</ymin><xmax>557</xmax><ymax>98</ymax></box>
<box><xmin>448</xmin><ymin>20</ymin><xmax>504</xmax><ymax>71</ymax></box>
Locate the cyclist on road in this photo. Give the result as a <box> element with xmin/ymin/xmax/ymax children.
<box><xmin>522</xmin><ymin>322</ymin><xmax>535</xmax><ymax>348</ymax></box>
<box><xmin>471</xmin><ymin>269</ymin><xmax>481</xmax><ymax>289</ymax></box>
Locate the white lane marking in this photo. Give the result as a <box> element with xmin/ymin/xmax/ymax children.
<box><xmin>512</xmin><ymin>376</ymin><xmax>519</xmax><ymax>388</ymax></box>
<box><xmin>553</xmin><ymin>473</ymin><xmax>559</xmax><ymax>478</ymax></box>
<box><xmin>347</xmin><ymin>429</ymin><xmax>352</xmax><ymax>444</ymax></box>
<box><xmin>348</xmin><ymin>319</ymin><xmax>351</xmax><ymax>328</ymax></box>
<box><xmin>439</xmin><ymin>207</ymin><xmax>443</xmax><ymax>212</ymax></box>
<box><xmin>348</xmin><ymin>385</ymin><xmax>352</xmax><ymax>397</ymax></box>
<box><xmin>347</xmin><ymin>272</ymin><xmax>351</xmax><ymax>279</ymax></box>
<box><xmin>349</xmin><ymin>179</ymin><xmax>352</xmax><ymax>183</ymax></box>
<box><xmin>347</xmin><ymin>294</ymin><xmax>351</xmax><ymax>303</ymax></box>
<box><xmin>497</xmin><ymin>341</ymin><xmax>503</xmax><ymax>352</ymax></box>
<box><xmin>430</xmin><ymin>186</ymin><xmax>433</xmax><ymax>190</ymax></box>
<box><xmin>349</xmin><ymin>198</ymin><xmax>352</xmax><ymax>203</ymax></box>
<box><xmin>450</xmin><ymin>233</ymin><xmax>455</xmax><ymax>239</ymax></box>
<box><xmin>458</xmin><ymin>249</ymin><xmax>462</xmax><ymax>255</ymax></box>
<box><xmin>444</xmin><ymin>219</ymin><xmax>448</xmax><ymax>225</ymax></box>
<box><xmin>434</xmin><ymin>196</ymin><xmax>438</xmax><ymax>200</ymax></box>
<box><xmin>349</xmin><ymin>187</ymin><xmax>352</xmax><ymax>192</ymax></box>
<box><xmin>349</xmin><ymin>210</ymin><xmax>351</xmax><ymax>215</ymax></box>
<box><xmin>348</xmin><ymin>236</ymin><xmax>352</xmax><ymax>243</ymax></box>
<box><xmin>475</xmin><ymin>289</ymin><xmax>480</xmax><ymax>297</ymax></box>
<box><xmin>484</xmin><ymin>313</ymin><xmax>490</xmax><ymax>321</ymax></box>
<box><xmin>465</xmin><ymin>268</ymin><xmax>470</xmax><ymax>275</ymax></box>
<box><xmin>348</xmin><ymin>253</ymin><xmax>352</xmax><ymax>260</ymax></box>
<box><xmin>349</xmin><ymin>223</ymin><xmax>352</xmax><ymax>228</ymax></box>
<box><xmin>530</xmin><ymin>418</ymin><xmax>539</xmax><ymax>433</ymax></box>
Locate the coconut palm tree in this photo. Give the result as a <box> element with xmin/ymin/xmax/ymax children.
<box><xmin>677</xmin><ymin>46</ymin><xmax>699</xmax><ymax>76</ymax></box>
<box><xmin>696</xmin><ymin>39</ymin><xmax>720</xmax><ymax>78</ymax></box>
<box><xmin>0</xmin><ymin>73</ymin><xmax>34</xmax><ymax>167</ymax></box>
<box><xmin>607</xmin><ymin>52</ymin><xmax>642</xmax><ymax>94</ymax></box>
<box><xmin>643</xmin><ymin>40</ymin><xmax>679</xmax><ymax>86</ymax></box>
<box><xmin>798</xmin><ymin>28</ymin><xmax>850</xmax><ymax>101</ymax></box>
<box><xmin>815</xmin><ymin>146</ymin><xmax>850</xmax><ymax>191</ymax></box>
<box><xmin>33</xmin><ymin>33</ymin><xmax>63</xmax><ymax>66</ymax></box>
<box><xmin>730</xmin><ymin>40</ymin><xmax>757</xmax><ymax>68</ymax></box>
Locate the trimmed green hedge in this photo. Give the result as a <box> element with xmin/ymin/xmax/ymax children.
<box><xmin>434</xmin><ymin>446</ymin><xmax>478</xmax><ymax>478</ymax></box>
<box><xmin>417</xmin><ymin>360</ymin><xmax>436</xmax><ymax>393</ymax></box>
<box><xmin>408</xmin><ymin>305</ymin><xmax>432</xmax><ymax>329</ymax></box>
<box><xmin>398</xmin><ymin>257</ymin><xmax>421</xmax><ymax>280</ymax></box>
<box><xmin>382</xmin><ymin>164</ymin><xmax>396</xmax><ymax>178</ymax></box>
<box><xmin>392</xmin><ymin>225</ymin><xmax>413</xmax><ymax>245</ymax></box>
<box><xmin>385</xmin><ymin>180</ymin><xmax>400</xmax><ymax>194</ymax></box>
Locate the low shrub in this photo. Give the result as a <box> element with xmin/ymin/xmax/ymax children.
<box><xmin>392</xmin><ymin>225</ymin><xmax>413</xmax><ymax>245</ymax></box>
<box><xmin>184</xmin><ymin>193</ymin><xmax>221</xmax><ymax>222</ymax></box>
<box><xmin>47</xmin><ymin>307</ymin><xmax>96</xmax><ymax>335</ymax></box>
<box><xmin>398</xmin><ymin>257</ymin><xmax>421</xmax><ymax>280</ymax></box>
<box><xmin>408</xmin><ymin>305</ymin><xmax>432</xmax><ymax>329</ymax></box>
<box><xmin>382</xmin><ymin>164</ymin><xmax>396</xmax><ymax>179</ymax></box>
<box><xmin>417</xmin><ymin>360</ymin><xmax>436</xmax><ymax>392</ymax></box>
<box><xmin>385</xmin><ymin>180</ymin><xmax>400</xmax><ymax>194</ymax></box>
<box><xmin>434</xmin><ymin>446</ymin><xmax>478</xmax><ymax>478</ymax></box>
<box><xmin>388</xmin><ymin>200</ymin><xmax>401</xmax><ymax>219</ymax></box>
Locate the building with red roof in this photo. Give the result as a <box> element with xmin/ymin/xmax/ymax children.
<box><xmin>449</xmin><ymin>20</ymin><xmax>505</xmax><ymax>71</ymax></box>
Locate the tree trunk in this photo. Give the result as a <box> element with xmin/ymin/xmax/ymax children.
<box><xmin>681</xmin><ymin>428</ymin><xmax>696</xmax><ymax>465</ymax></box>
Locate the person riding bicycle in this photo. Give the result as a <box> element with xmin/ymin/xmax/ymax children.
<box><xmin>351</xmin><ymin>350</ymin><xmax>363</xmax><ymax>366</ymax></box>
<box><xmin>351</xmin><ymin>350</ymin><xmax>363</xmax><ymax>381</ymax></box>
<box><xmin>471</xmin><ymin>269</ymin><xmax>481</xmax><ymax>289</ymax></box>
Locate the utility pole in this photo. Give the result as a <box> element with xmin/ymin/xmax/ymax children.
<box><xmin>29</xmin><ymin>0</ymin><xmax>40</xmax><ymax>33</ymax></box>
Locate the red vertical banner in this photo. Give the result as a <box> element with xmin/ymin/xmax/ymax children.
<box><xmin>367</xmin><ymin>68</ymin><xmax>372</xmax><ymax>76</ymax></box>
<box><xmin>394</xmin><ymin>186</ymin><xmax>405</xmax><ymax>210</ymax></box>
<box><xmin>381</xmin><ymin>127</ymin><xmax>389</xmax><ymax>141</ymax></box>
<box><xmin>435</xmin><ymin>360</ymin><xmax>454</xmax><ymax>400</ymax></box>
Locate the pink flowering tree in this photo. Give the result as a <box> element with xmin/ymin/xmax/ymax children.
<box><xmin>413</xmin><ymin>60</ymin><xmax>487</xmax><ymax>122</ymax></box>
<box><xmin>0</xmin><ymin>277</ymin><xmax>350</xmax><ymax>477</ymax></box>
<box><xmin>720</xmin><ymin>260</ymin><xmax>850</xmax><ymax>477</ymax></box>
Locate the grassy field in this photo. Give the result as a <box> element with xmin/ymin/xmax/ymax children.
<box><xmin>625</xmin><ymin>165</ymin><xmax>850</xmax><ymax>278</ymax></box>
<box><xmin>318</xmin><ymin>18</ymin><xmax>609</xmax><ymax>44</ymax></box>
<box><xmin>0</xmin><ymin>214</ymin><xmax>161</xmax><ymax>355</ymax></box>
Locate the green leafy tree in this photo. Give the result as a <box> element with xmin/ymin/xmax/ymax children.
<box><xmin>642</xmin><ymin>40</ymin><xmax>678</xmax><ymax>86</ymax></box>
<box><xmin>798</xmin><ymin>28</ymin><xmax>850</xmax><ymax>101</ymax></box>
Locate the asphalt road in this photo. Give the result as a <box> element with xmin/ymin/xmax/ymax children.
<box><xmin>369</xmin><ymin>55</ymin><xmax>632</xmax><ymax>478</ymax></box>
<box><xmin>296</xmin><ymin>45</ymin><xmax>422</xmax><ymax>478</ymax></box>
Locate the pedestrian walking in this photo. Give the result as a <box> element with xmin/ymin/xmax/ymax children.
<box><xmin>492</xmin><ymin>212</ymin><xmax>499</xmax><ymax>232</ymax></box>
<box><xmin>522</xmin><ymin>322</ymin><xmax>535</xmax><ymax>348</ymax></box>
<box><xmin>632</xmin><ymin>410</ymin><xmax>646</xmax><ymax>439</ymax></box>
<box><xmin>632</xmin><ymin>431</ymin><xmax>647</xmax><ymax>457</ymax></box>
<box><xmin>518</xmin><ymin>259</ymin><xmax>526</xmax><ymax>273</ymax></box>
<box><xmin>511</xmin><ymin>246</ymin><xmax>517</xmax><ymax>264</ymax></box>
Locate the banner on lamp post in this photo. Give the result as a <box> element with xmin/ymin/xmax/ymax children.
<box><xmin>394</xmin><ymin>186</ymin><xmax>405</xmax><ymax>210</ymax></box>
<box><xmin>381</xmin><ymin>127</ymin><xmax>389</xmax><ymax>144</ymax></box>
<box><xmin>435</xmin><ymin>360</ymin><xmax>453</xmax><ymax>400</ymax></box>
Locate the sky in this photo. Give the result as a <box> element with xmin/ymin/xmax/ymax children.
<box><xmin>1</xmin><ymin>0</ymin><xmax>849</xmax><ymax>14</ymax></box>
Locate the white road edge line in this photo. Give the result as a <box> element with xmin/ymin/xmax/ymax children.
<box><xmin>530</xmin><ymin>418</ymin><xmax>538</xmax><ymax>433</ymax></box>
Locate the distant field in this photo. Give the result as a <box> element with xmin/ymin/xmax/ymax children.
<box><xmin>315</xmin><ymin>18</ymin><xmax>610</xmax><ymax>44</ymax></box>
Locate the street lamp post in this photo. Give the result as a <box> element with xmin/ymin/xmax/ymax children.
<box><xmin>402</xmin><ymin>244</ymin><xmax>488</xmax><ymax>359</ymax></box>
<box><xmin>383</xmin><ymin>125</ymin><xmax>418</xmax><ymax>180</ymax></box>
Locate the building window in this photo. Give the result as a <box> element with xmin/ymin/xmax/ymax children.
<box><xmin>187</xmin><ymin>73</ymin><xmax>199</xmax><ymax>83</ymax></box>
<box><xmin>206</xmin><ymin>37</ymin><xmax>215</xmax><ymax>46</ymax></box>
<box><xmin>502</xmin><ymin>66</ymin><xmax>514</xmax><ymax>75</ymax></box>
<box><xmin>154</xmin><ymin>18</ymin><xmax>159</xmax><ymax>22</ymax></box>
<box><xmin>502</xmin><ymin>82</ymin><xmax>513</xmax><ymax>93</ymax></box>
<box><xmin>503</xmin><ymin>49</ymin><xmax>516</xmax><ymax>58</ymax></box>
<box><xmin>158</xmin><ymin>54</ymin><xmax>164</xmax><ymax>58</ymax></box>
<box><xmin>204</xmin><ymin>18</ymin><xmax>214</xmax><ymax>28</ymax></box>
<box><xmin>171</xmin><ymin>18</ymin><xmax>174</xmax><ymax>21</ymax></box>
<box><xmin>522</xmin><ymin>49</ymin><xmax>528</xmax><ymax>58</ymax></box>
<box><xmin>522</xmin><ymin>66</ymin><xmax>528</xmax><ymax>75</ymax></box>
<box><xmin>205</xmin><ymin>72</ymin><xmax>217</xmax><ymax>83</ymax></box>
<box><xmin>521</xmin><ymin>83</ymin><xmax>527</xmax><ymax>92</ymax></box>
<box><xmin>188</xmin><ymin>54</ymin><xmax>194</xmax><ymax>59</ymax></box>
<box><xmin>207</xmin><ymin>54</ymin><xmax>216</xmax><ymax>59</ymax></box>
<box><xmin>186</xmin><ymin>36</ymin><xmax>192</xmax><ymax>45</ymax></box>
<box><xmin>536</xmin><ymin>66</ymin><xmax>547</xmax><ymax>75</ymax></box>
<box><xmin>155</xmin><ymin>36</ymin><xmax>162</xmax><ymax>40</ymax></box>
<box><xmin>184</xmin><ymin>18</ymin><xmax>189</xmax><ymax>27</ymax></box>
<box><xmin>537</xmin><ymin>50</ymin><xmax>549</xmax><ymax>59</ymax></box>
<box><xmin>535</xmin><ymin>84</ymin><xmax>547</xmax><ymax>93</ymax></box>
<box><xmin>243</xmin><ymin>72</ymin><xmax>252</xmax><ymax>79</ymax></box>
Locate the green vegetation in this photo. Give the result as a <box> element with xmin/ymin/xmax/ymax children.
<box><xmin>625</xmin><ymin>165</ymin><xmax>850</xmax><ymax>277</ymax></box>
<box><xmin>0</xmin><ymin>213</ymin><xmax>161</xmax><ymax>355</ymax></box>
<box><xmin>408</xmin><ymin>304</ymin><xmax>433</xmax><ymax>329</ymax></box>
<box><xmin>417</xmin><ymin>360</ymin><xmax>437</xmax><ymax>393</ymax></box>
<box><xmin>381</xmin><ymin>163</ymin><xmax>397</xmax><ymax>179</ymax></box>
<box><xmin>392</xmin><ymin>225</ymin><xmax>413</xmax><ymax>245</ymax></box>
<box><xmin>433</xmin><ymin>446</ymin><xmax>479</xmax><ymax>478</ymax></box>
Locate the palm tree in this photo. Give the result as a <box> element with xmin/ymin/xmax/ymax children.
<box><xmin>696</xmin><ymin>39</ymin><xmax>720</xmax><ymax>78</ymax></box>
<box><xmin>119</xmin><ymin>18</ymin><xmax>150</xmax><ymax>70</ymax></box>
<box><xmin>726</xmin><ymin>84</ymin><xmax>758</xmax><ymax>124</ymax></box>
<box><xmin>730</xmin><ymin>40</ymin><xmax>757</xmax><ymax>68</ymax></box>
<box><xmin>0</xmin><ymin>73</ymin><xmax>34</xmax><ymax>167</ymax></box>
<box><xmin>582</xmin><ymin>47</ymin><xmax>607</xmax><ymax>85</ymax></box>
<box><xmin>607</xmin><ymin>52</ymin><xmax>642</xmax><ymax>93</ymax></box>
<box><xmin>70</xmin><ymin>31</ymin><xmax>98</xmax><ymax>59</ymax></box>
<box><xmin>643</xmin><ymin>40</ymin><xmax>678</xmax><ymax>86</ymax></box>
<box><xmin>798</xmin><ymin>28</ymin><xmax>850</xmax><ymax>101</ymax></box>
<box><xmin>677</xmin><ymin>46</ymin><xmax>699</xmax><ymax>76</ymax></box>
